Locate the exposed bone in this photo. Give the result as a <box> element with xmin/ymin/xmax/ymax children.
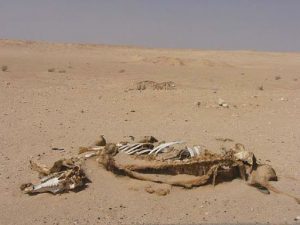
<box><xmin>120</xmin><ymin>143</ymin><xmax>140</xmax><ymax>152</ymax></box>
<box><xmin>127</xmin><ymin>145</ymin><xmax>152</xmax><ymax>155</ymax></box>
<box><xmin>118</xmin><ymin>142</ymin><xmax>154</xmax><ymax>155</ymax></box>
<box><xmin>187</xmin><ymin>147</ymin><xmax>195</xmax><ymax>157</ymax></box>
<box><xmin>24</xmin><ymin>175</ymin><xmax>62</xmax><ymax>194</ymax></box>
<box><xmin>84</xmin><ymin>152</ymin><xmax>98</xmax><ymax>158</ymax></box>
<box><xmin>178</xmin><ymin>146</ymin><xmax>203</xmax><ymax>158</ymax></box>
<box><xmin>136</xmin><ymin>149</ymin><xmax>152</xmax><ymax>155</ymax></box>
<box><xmin>21</xmin><ymin>160</ymin><xmax>87</xmax><ymax>194</ymax></box>
<box><xmin>149</xmin><ymin>141</ymin><xmax>184</xmax><ymax>155</ymax></box>
<box><xmin>234</xmin><ymin>151</ymin><xmax>256</xmax><ymax>166</ymax></box>
<box><xmin>79</xmin><ymin>146</ymin><xmax>104</xmax><ymax>154</ymax></box>
<box><xmin>193</xmin><ymin>146</ymin><xmax>201</xmax><ymax>155</ymax></box>
<box><xmin>124</xmin><ymin>143</ymin><xmax>144</xmax><ymax>153</ymax></box>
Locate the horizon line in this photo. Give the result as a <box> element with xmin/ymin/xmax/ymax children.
<box><xmin>1</xmin><ymin>38</ymin><xmax>300</xmax><ymax>55</ymax></box>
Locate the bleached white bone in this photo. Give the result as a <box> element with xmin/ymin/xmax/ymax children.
<box><xmin>120</xmin><ymin>143</ymin><xmax>140</xmax><ymax>152</ymax></box>
<box><xmin>136</xmin><ymin>149</ymin><xmax>152</xmax><ymax>155</ymax></box>
<box><xmin>31</xmin><ymin>177</ymin><xmax>62</xmax><ymax>194</ymax></box>
<box><xmin>125</xmin><ymin>143</ymin><xmax>144</xmax><ymax>154</ymax></box>
<box><xmin>126</xmin><ymin>143</ymin><xmax>151</xmax><ymax>154</ymax></box>
<box><xmin>187</xmin><ymin>147</ymin><xmax>195</xmax><ymax>157</ymax></box>
<box><xmin>118</xmin><ymin>145</ymin><xmax>129</xmax><ymax>151</ymax></box>
<box><xmin>89</xmin><ymin>146</ymin><xmax>105</xmax><ymax>151</ymax></box>
<box><xmin>154</xmin><ymin>141</ymin><xmax>185</xmax><ymax>155</ymax></box>
<box><xmin>84</xmin><ymin>152</ymin><xmax>98</xmax><ymax>158</ymax></box>
<box><xmin>193</xmin><ymin>146</ymin><xmax>201</xmax><ymax>155</ymax></box>
<box><xmin>149</xmin><ymin>141</ymin><xmax>184</xmax><ymax>155</ymax></box>
<box><xmin>128</xmin><ymin>148</ymin><xmax>147</xmax><ymax>155</ymax></box>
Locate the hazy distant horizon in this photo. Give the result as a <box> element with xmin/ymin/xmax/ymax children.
<box><xmin>1</xmin><ymin>0</ymin><xmax>300</xmax><ymax>52</ymax></box>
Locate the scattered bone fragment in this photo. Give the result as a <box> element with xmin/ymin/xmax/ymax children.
<box><xmin>218</xmin><ymin>98</ymin><xmax>229</xmax><ymax>108</ymax></box>
<box><xmin>136</xmin><ymin>81</ymin><xmax>176</xmax><ymax>91</ymax></box>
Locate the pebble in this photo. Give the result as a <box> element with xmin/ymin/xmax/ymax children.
<box><xmin>195</xmin><ymin>101</ymin><xmax>201</xmax><ymax>107</ymax></box>
<box><xmin>218</xmin><ymin>98</ymin><xmax>229</xmax><ymax>108</ymax></box>
<box><xmin>280</xmin><ymin>97</ymin><xmax>288</xmax><ymax>101</ymax></box>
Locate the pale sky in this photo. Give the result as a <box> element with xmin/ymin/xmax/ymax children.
<box><xmin>0</xmin><ymin>0</ymin><xmax>300</xmax><ymax>51</ymax></box>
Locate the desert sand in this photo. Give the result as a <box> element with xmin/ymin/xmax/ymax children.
<box><xmin>0</xmin><ymin>39</ymin><xmax>299</xmax><ymax>224</ymax></box>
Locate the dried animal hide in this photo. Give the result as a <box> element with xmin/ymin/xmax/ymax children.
<box><xmin>98</xmin><ymin>149</ymin><xmax>246</xmax><ymax>188</ymax></box>
<box><xmin>95</xmin><ymin>137</ymin><xmax>299</xmax><ymax>204</ymax></box>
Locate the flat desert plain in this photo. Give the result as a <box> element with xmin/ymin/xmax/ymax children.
<box><xmin>0</xmin><ymin>40</ymin><xmax>300</xmax><ymax>225</ymax></box>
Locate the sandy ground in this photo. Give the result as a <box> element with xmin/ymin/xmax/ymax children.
<box><xmin>0</xmin><ymin>39</ymin><xmax>300</xmax><ymax>225</ymax></box>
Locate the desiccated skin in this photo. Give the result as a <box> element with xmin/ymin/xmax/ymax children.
<box><xmin>98</xmin><ymin>149</ymin><xmax>245</xmax><ymax>188</ymax></box>
<box><xmin>96</xmin><ymin>139</ymin><xmax>299</xmax><ymax>204</ymax></box>
<box><xmin>248</xmin><ymin>164</ymin><xmax>300</xmax><ymax>204</ymax></box>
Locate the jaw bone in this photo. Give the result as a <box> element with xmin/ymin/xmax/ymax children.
<box><xmin>21</xmin><ymin>160</ymin><xmax>87</xmax><ymax>194</ymax></box>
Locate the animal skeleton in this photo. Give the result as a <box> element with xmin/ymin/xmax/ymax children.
<box><xmin>20</xmin><ymin>136</ymin><xmax>300</xmax><ymax>204</ymax></box>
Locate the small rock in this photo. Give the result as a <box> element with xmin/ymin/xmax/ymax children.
<box><xmin>51</xmin><ymin>147</ymin><xmax>64</xmax><ymax>151</ymax></box>
<box><xmin>95</xmin><ymin>135</ymin><xmax>106</xmax><ymax>146</ymax></box>
<box><xmin>295</xmin><ymin>216</ymin><xmax>300</xmax><ymax>221</ymax></box>
<box><xmin>280</xmin><ymin>97</ymin><xmax>288</xmax><ymax>101</ymax></box>
<box><xmin>137</xmin><ymin>136</ymin><xmax>157</xmax><ymax>143</ymax></box>
<box><xmin>258</xmin><ymin>85</ymin><xmax>264</xmax><ymax>91</ymax></box>
<box><xmin>155</xmin><ymin>188</ymin><xmax>170</xmax><ymax>196</ymax></box>
<box><xmin>275</xmin><ymin>76</ymin><xmax>281</xmax><ymax>80</ymax></box>
<box><xmin>195</xmin><ymin>101</ymin><xmax>201</xmax><ymax>107</ymax></box>
<box><xmin>218</xmin><ymin>98</ymin><xmax>229</xmax><ymax>108</ymax></box>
